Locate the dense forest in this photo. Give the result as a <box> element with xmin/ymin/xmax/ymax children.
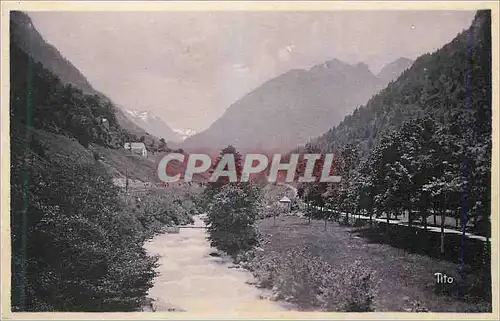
<box><xmin>10</xmin><ymin>35</ymin><xmax>194</xmax><ymax>311</ymax></box>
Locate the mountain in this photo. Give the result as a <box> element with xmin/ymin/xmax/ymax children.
<box><xmin>376</xmin><ymin>57</ymin><xmax>414</xmax><ymax>86</ymax></box>
<box><xmin>9</xmin><ymin>11</ymin><xmax>157</xmax><ymax>144</ymax></box>
<box><xmin>182</xmin><ymin>58</ymin><xmax>412</xmax><ymax>152</ymax></box>
<box><xmin>124</xmin><ymin>110</ymin><xmax>181</xmax><ymax>143</ymax></box>
<box><xmin>299</xmin><ymin>10</ymin><xmax>491</xmax><ymax>245</ymax></box>
<box><xmin>311</xmin><ymin>10</ymin><xmax>490</xmax><ymax>157</ymax></box>
<box><xmin>173</xmin><ymin>128</ymin><xmax>198</xmax><ymax>141</ymax></box>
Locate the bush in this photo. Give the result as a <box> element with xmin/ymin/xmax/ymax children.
<box><xmin>258</xmin><ymin>202</ymin><xmax>284</xmax><ymax>219</ymax></box>
<box><xmin>121</xmin><ymin>190</ymin><xmax>194</xmax><ymax>239</ymax></box>
<box><xmin>247</xmin><ymin>245</ymin><xmax>378</xmax><ymax>311</ymax></box>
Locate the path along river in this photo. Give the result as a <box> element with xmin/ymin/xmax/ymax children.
<box><xmin>143</xmin><ymin>216</ymin><xmax>293</xmax><ymax>313</ymax></box>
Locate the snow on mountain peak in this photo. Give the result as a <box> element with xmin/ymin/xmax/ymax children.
<box><xmin>173</xmin><ymin>128</ymin><xmax>197</xmax><ymax>140</ymax></box>
<box><xmin>125</xmin><ymin>110</ymin><xmax>161</xmax><ymax>122</ymax></box>
<box><xmin>124</xmin><ymin>109</ymin><xmax>181</xmax><ymax>142</ymax></box>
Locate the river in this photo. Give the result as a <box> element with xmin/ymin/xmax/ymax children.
<box><xmin>143</xmin><ymin>216</ymin><xmax>292</xmax><ymax>313</ymax></box>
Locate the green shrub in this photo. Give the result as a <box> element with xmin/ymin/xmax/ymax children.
<box><xmin>248</xmin><ymin>245</ymin><xmax>378</xmax><ymax>311</ymax></box>
<box><xmin>258</xmin><ymin>203</ymin><xmax>284</xmax><ymax>219</ymax></box>
<box><xmin>205</xmin><ymin>183</ymin><xmax>262</xmax><ymax>258</ymax></box>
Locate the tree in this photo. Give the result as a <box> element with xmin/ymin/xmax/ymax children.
<box><xmin>158</xmin><ymin>138</ymin><xmax>168</xmax><ymax>152</ymax></box>
<box><xmin>205</xmin><ymin>183</ymin><xmax>261</xmax><ymax>257</ymax></box>
<box><xmin>201</xmin><ymin>145</ymin><xmax>263</xmax><ymax>257</ymax></box>
<box><xmin>337</xmin><ymin>144</ymin><xmax>359</xmax><ymax>222</ymax></box>
<box><xmin>148</xmin><ymin>139</ymin><xmax>156</xmax><ymax>154</ymax></box>
<box><xmin>201</xmin><ymin>145</ymin><xmax>244</xmax><ymax>209</ymax></box>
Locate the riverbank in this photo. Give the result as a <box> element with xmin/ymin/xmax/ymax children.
<box><xmin>143</xmin><ymin>216</ymin><xmax>295</xmax><ymax>313</ymax></box>
<box><xmin>242</xmin><ymin>215</ymin><xmax>491</xmax><ymax>312</ymax></box>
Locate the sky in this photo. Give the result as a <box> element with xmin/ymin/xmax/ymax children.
<box><xmin>27</xmin><ymin>10</ymin><xmax>476</xmax><ymax>132</ymax></box>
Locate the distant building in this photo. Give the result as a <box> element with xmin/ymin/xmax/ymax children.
<box><xmin>124</xmin><ymin>142</ymin><xmax>148</xmax><ymax>157</ymax></box>
<box><xmin>279</xmin><ymin>196</ymin><xmax>292</xmax><ymax>212</ymax></box>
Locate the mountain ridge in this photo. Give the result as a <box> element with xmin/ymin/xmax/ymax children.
<box><xmin>10</xmin><ymin>11</ymin><xmax>179</xmax><ymax>145</ymax></box>
<box><xmin>376</xmin><ymin>57</ymin><xmax>414</xmax><ymax>86</ymax></box>
<box><xmin>124</xmin><ymin>109</ymin><xmax>182</xmax><ymax>143</ymax></box>
<box><xmin>309</xmin><ymin>10</ymin><xmax>489</xmax><ymax>158</ymax></box>
<box><xmin>182</xmin><ymin>56</ymin><xmax>413</xmax><ymax>152</ymax></box>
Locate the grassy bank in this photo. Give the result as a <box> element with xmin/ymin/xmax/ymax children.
<box><xmin>240</xmin><ymin>215</ymin><xmax>491</xmax><ymax>312</ymax></box>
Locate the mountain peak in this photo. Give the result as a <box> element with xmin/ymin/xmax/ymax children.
<box><xmin>124</xmin><ymin>110</ymin><xmax>181</xmax><ymax>142</ymax></box>
<box><xmin>173</xmin><ymin>128</ymin><xmax>198</xmax><ymax>141</ymax></box>
<box><xmin>126</xmin><ymin>110</ymin><xmax>156</xmax><ymax>120</ymax></box>
<box><xmin>377</xmin><ymin>57</ymin><xmax>414</xmax><ymax>86</ymax></box>
<box><xmin>310</xmin><ymin>58</ymin><xmax>353</xmax><ymax>72</ymax></box>
<box><xmin>183</xmin><ymin>57</ymin><xmax>384</xmax><ymax>151</ymax></box>
<box><xmin>355</xmin><ymin>62</ymin><xmax>371</xmax><ymax>71</ymax></box>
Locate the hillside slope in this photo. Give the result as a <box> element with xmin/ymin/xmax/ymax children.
<box><xmin>9</xmin><ymin>11</ymin><xmax>177</xmax><ymax>145</ymax></box>
<box><xmin>312</xmin><ymin>12</ymin><xmax>489</xmax><ymax>157</ymax></box>
<box><xmin>376</xmin><ymin>57</ymin><xmax>414</xmax><ymax>86</ymax></box>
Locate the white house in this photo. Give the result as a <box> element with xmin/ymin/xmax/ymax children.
<box><xmin>279</xmin><ymin>196</ymin><xmax>292</xmax><ymax>212</ymax></box>
<box><xmin>124</xmin><ymin>142</ymin><xmax>148</xmax><ymax>157</ymax></box>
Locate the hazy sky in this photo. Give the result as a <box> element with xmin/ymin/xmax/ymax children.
<box><xmin>28</xmin><ymin>11</ymin><xmax>476</xmax><ymax>131</ymax></box>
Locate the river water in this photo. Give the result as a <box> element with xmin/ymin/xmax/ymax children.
<box><xmin>143</xmin><ymin>216</ymin><xmax>291</xmax><ymax>313</ymax></box>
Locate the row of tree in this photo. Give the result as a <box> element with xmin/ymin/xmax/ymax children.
<box><xmin>299</xmin><ymin>113</ymin><xmax>490</xmax><ymax>237</ymax></box>
<box><xmin>298</xmin><ymin>10</ymin><xmax>491</xmax><ymax>238</ymax></box>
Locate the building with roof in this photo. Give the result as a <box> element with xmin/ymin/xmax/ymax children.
<box><xmin>124</xmin><ymin>142</ymin><xmax>148</xmax><ymax>157</ymax></box>
<box><xmin>279</xmin><ymin>196</ymin><xmax>292</xmax><ymax>212</ymax></box>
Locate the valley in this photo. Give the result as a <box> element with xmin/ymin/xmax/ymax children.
<box><xmin>6</xmin><ymin>7</ymin><xmax>494</xmax><ymax>316</ymax></box>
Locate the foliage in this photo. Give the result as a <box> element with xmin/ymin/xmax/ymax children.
<box><xmin>301</xmin><ymin>11</ymin><xmax>491</xmax><ymax>237</ymax></box>
<box><xmin>10</xmin><ymin>125</ymin><xmax>196</xmax><ymax>312</ymax></box>
<box><xmin>9</xmin><ymin>36</ymin><xmax>196</xmax><ymax>310</ymax></box>
<box><xmin>202</xmin><ymin>146</ymin><xmax>263</xmax><ymax>257</ymax></box>
<box><xmin>246</xmin><ymin>245</ymin><xmax>377</xmax><ymax>311</ymax></box>
<box><xmin>258</xmin><ymin>202</ymin><xmax>285</xmax><ymax>219</ymax></box>
<box><xmin>10</xmin><ymin>41</ymin><xmax>136</xmax><ymax>149</ymax></box>
<box><xmin>205</xmin><ymin>182</ymin><xmax>262</xmax><ymax>258</ymax></box>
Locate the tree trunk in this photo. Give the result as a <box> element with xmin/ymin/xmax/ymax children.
<box><xmin>408</xmin><ymin>210</ymin><xmax>412</xmax><ymax>227</ymax></box>
<box><xmin>440</xmin><ymin>211</ymin><xmax>445</xmax><ymax>255</ymax></box>
<box><xmin>433</xmin><ymin>210</ymin><xmax>437</xmax><ymax>226</ymax></box>
<box><xmin>423</xmin><ymin>211</ymin><xmax>427</xmax><ymax>231</ymax></box>
<box><xmin>125</xmin><ymin>169</ymin><xmax>129</xmax><ymax>192</ymax></box>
